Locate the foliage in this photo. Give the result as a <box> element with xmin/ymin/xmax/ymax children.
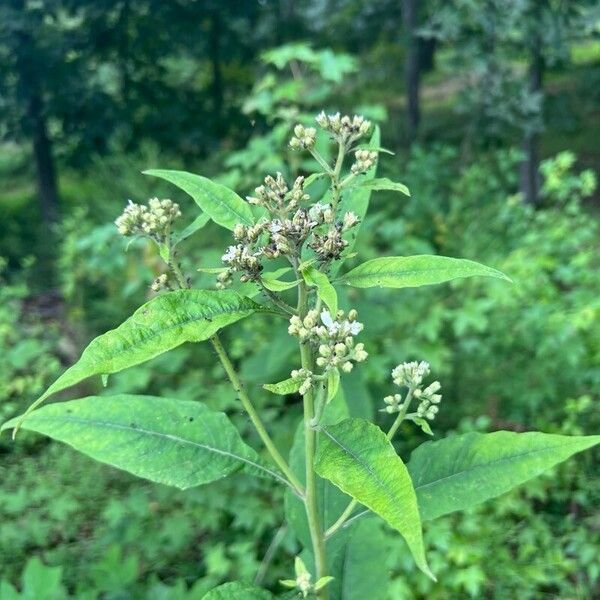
<box><xmin>3</xmin><ymin>114</ymin><xmax>598</xmax><ymax>600</ymax></box>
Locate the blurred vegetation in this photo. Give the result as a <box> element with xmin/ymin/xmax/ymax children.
<box><xmin>0</xmin><ymin>0</ymin><xmax>599</xmax><ymax>598</ymax></box>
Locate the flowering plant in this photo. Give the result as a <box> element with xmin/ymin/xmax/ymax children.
<box><xmin>3</xmin><ymin>112</ymin><xmax>598</xmax><ymax>599</ymax></box>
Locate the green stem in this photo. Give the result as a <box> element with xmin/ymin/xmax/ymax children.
<box><xmin>298</xmin><ymin>278</ymin><xmax>328</xmax><ymax>598</ymax></box>
<box><xmin>325</xmin><ymin>387</ymin><xmax>416</xmax><ymax>539</ymax></box>
<box><xmin>211</xmin><ymin>333</ymin><xmax>305</xmax><ymax>497</ymax></box>
<box><xmin>309</xmin><ymin>148</ymin><xmax>334</xmax><ymax>175</ymax></box>
<box><xmin>330</xmin><ymin>142</ymin><xmax>346</xmax><ymax>212</ymax></box>
<box><xmin>259</xmin><ymin>281</ymin><xmax>298</xmax><ymax>315</ymax></box>
<box><xmin>166</xmin><ymin>247</ymin><xmax>304</xmax><ymax>497</ymax></box>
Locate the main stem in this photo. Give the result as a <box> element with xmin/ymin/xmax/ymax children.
<box><xmin>298</xmin><ymin>278</ymin><xmax>328</xmax><ymax>597</ymax></box>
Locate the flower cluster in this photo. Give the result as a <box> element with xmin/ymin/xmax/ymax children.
<box><xmin>288</xmin><ymin>309</ymin><xmax>367</xmax><ymax>379</ymax></box>
<box><xmin>150</xmin><ymin>273</ymin><xmax>169</xmax><ymax>292</ymax></box>
<box><xmin>280</xmin><ymin>557</ymin><xmax>332</xmax><ymax>598</ymax></box>
<box><xmin>351</xmin><ymin>149</ymin><xmax>378</xmax><ymax>174</ymax></box>
<box><xmin>290</xmin><ymin>368</ymin><xmax>314</xmax><ymax>396</ymax></box>
<box><xmin>392</xmin><ymin>360</ymin><xmax>431</xmax><ymax>388</ymax></box>
<box><xmin>115</xmin><ymin>198</ymin><xmax>181</xmax><ymax>240</ymax></box>
<box><xmin>247</xmin><ymin>173</ymin><xmax>309</xmax><ymax>215</ymax></box>
<box><xmin>220</xmin><ymin>173</ymin><xmax>360</xmax><ymax>285</ymax></box>
<box><xmin>315</xmin><ymin>111</ymin><xmax>372</xmax><ymax>147</ymax></box>
<box><xmin>384</xmin><ymin>361</ymin><xmax>442</xmax><ymax>420</ymax></box>
<box><xmin>289</xmin><ymin>124</ymin><xmax>317</xmax><ymax>150</ymax></box>
<box><xmin>414</xmin><ymin>380</ymin><xmax>442</xmax><ymax>420</ymax></box>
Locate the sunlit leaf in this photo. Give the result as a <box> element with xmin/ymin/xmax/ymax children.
<box><xmin>144</xmin><ymin>169</ymin><xmax>253</xmax><ymax>230</ymax></box>
<box><xmin>339</xmin><ymin>255</ymin><xmax>511</xmax><ymax>289</ymax></box>
<box><xmin>12</xmin><ymin>290</ymin><xmax>263</xmax><ymax>429</ymax></box>
<box><xmin>2</xmin><ymin>396</ymin><xmax>287</xmax><ymax>488</ymax></box>
<box><xmin>315</xmin><ymin>418</ymin><xmax>433</xmax><ymax>579</ymax></box>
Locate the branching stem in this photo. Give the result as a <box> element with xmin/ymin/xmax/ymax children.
<box><xmin>166</xmin><ymin>248</ymin><xmax>304</xmax><ymax>497</ymax></box>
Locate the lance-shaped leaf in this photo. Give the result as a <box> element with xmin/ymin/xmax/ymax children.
<box><xmin>302</xmin><ymin>265</ymin><xmax>338</xmax><ymax>314</ymax></box>
<box><xmin>408</xmin><ymin>430</ymin><xmax>600</xmax><ymax>522</ymax></box>
<box><xmin>202</xmin><ymin>582</ymin><xmax>274</xmax><ymax>599</ymax></box>
<box><xmin>339</xmin><ymin>255</ymin><xmax>510</xmax><ymax>289</ymax></box>
<box><xmin>144</xmin><ymin>169</ymin><xmax>254</xmax><ymax>230</ymax></box>
<box><xmin>350</xmin><ymin>177</ymin><xmax>410</xmax><ymax>197</ymax></box>
<box><xmin>315</xmin><ymin>418</ymin><xmax>433</xmax><ymax>580</ymax></box>
<box><xmin>1</xmin><ymin>396</ymin><xmax>288</xmax><ymax>489</ymax></box>
<box><xmin>14</xmin><ymin>290</ymin><xmax>263</xmax><ymax>428</ymax></box>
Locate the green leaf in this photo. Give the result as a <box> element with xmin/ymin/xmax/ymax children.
<box><xmin>315</xmin><ymin>418</ymin><xmax>433</xmax><ymax>579</ymax></box>
<box><xmin>339</xmin><ymin>255</ymin><xmax>511</xmax><ymax>289</ymax></box>
<box><xmin>201</xmin><ymin>582</ymin><xmax>274</xmax><ymax>599</ymax></box>
<box><xmin>304</xmin><ymin>172</ymin><xmax>327</xmax><ymax>187</ymax></box>
<box><xmin>263</xmin><ymin>377</ymin><xmax>301</xmax><ymax>395</ymax></box>
<box><xmin>197</xmin><ymin>267</ymin><xmax>228</xmax><ymax>273</ymax></box>
<box><xmin>326</xmin><ymin>369</ymin><xmax>340</xmax><ymax>404</ymax></box>
<box><xmin>2</xmin><ymin>396</ymin><xmax>287</xmax><ymax>489</ymax></box>
<box><xmin>314</xmin><ymin>576</ymin><xmax>335</xmax><ymax>592</ymax></box>
<box><xmin>328</xmin><ymin>519</ymin><xmax>389</xmax><ymax>600</ymax></box>
<box><xmin>409</xmin><ymin>416</ymin><xmax>433</xmax><ymax>436</ymax></box>
<box><xmin>173</xmin><ymin>212</ymin><xmax>211</xmax><ymax>245</ymax></box>
<box><xmin>261</xmin><ymin>275</ymin><xmax>299</xmax><ymax>292</ymax></box>
<box><xmin>350</xmin><ymin>177</ymin><xmax>410</xmax><ymax>197</ymax></box>
<box><xmin>408</xmin><ymin>431</ymin><xmax>600</xmax><ymax>521</ymax></box>
<box><xmin>302</xmin><ymin>266</ymin><xmax>338</xmax><ymax>314</ymax></box>
<box><xmin>144</xmin><ymin>169</ymin><xmax>254</xmax><ymax>230</ymax></box>
<box><xmin>12</xmin><ymin>290</ymin><xmax>262</xmax><ymax>429</ymax></box>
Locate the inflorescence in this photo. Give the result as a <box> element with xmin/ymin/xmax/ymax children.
<box><xmin>289</xmin><ymin>309</ymin><xmax>368</xmax><ymax>394</ymax></box>
<box><xmin>383</xmin><ymin>361</ymin><xmax>443</xmax><ymax>421</ymax></box>
<box><xmin>115</xmin><ymin>198</ymin><xmax>181</xmax><ymax>242</ymax></box>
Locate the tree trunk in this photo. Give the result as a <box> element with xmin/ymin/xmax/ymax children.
<box><xmin>419</xmin><ymin>36</ymin><xmax>436</xmax><ymax>73</ymax></box>
<box><xmin>15</xmin><ymin>26</ymin><xmax>59</xmax><ymax>226</ymax></box>
<box><xmin>520</xmin><ymin>41</ymin><xmax>544</xmax><ymax>206</ymax></box>
<box><xmin>30</xmin><ymin>91</ymin><xmax>59</xmax><ymax>224</ymax></box>
<box><xmin>403</xmin><ymin>0</ymin><xmax>420</xmax><ymax>144</ymax></box>
<box><xmin>209</xmin><ymin>10</ymin><xmax>223</xmax><ymax>126</ymax></box>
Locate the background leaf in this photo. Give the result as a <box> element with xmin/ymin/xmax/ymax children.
<box><xmin>144</xmin><ymin>169</ymin><xmax>254</xmax><ymax>230</ymax></box>
<box><xmin>408</xmin><ymin>430</ymin><xmax>600</xmax><ymax>521</ymax></box>
<box><xmin>328</xmin><ymin>519</ymin><xmax>389</xmax><ymax>600</ymax></box>
<box><xmin>201</xmin><ymin>581</ymin><xmax>274</xmax><ymax>599</ymax></box>
<box><xmin>339</xmin><ymin>255</ymin><xmax>510</xmax><ymax>288</ymax></box>
<box><xmin>2</xmin><ymin>395</ymin><xmax>285</xmax><ymax>489</ymax></box>
<box><xmin>315</xmin><ymin>418</ymin><xmax>433</xmax><ymax>579</ymax></box>
<box><xmin>173</xmin><ymin>212</ymin><xmax>211</xmax><ymax>245</ymax></box>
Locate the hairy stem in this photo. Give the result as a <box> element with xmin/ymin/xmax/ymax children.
<box><xmin>298</xmin><ymin>278</ymin><xmax>328</xmax><ymax>598</ymax></box>
<box><xmin>211</xmin><ymin>334</ymin><xmax>304</xmax><ymax>497</ymax></box>
<box><xmin>325</xmin><ymin>387</ymin><xmax>416</xmax><ymax>538</ymax></box>
<box><xmin>166</xmin><ymin>248</ymin><xmax>304</xmax><ymax>497</ymax></box>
